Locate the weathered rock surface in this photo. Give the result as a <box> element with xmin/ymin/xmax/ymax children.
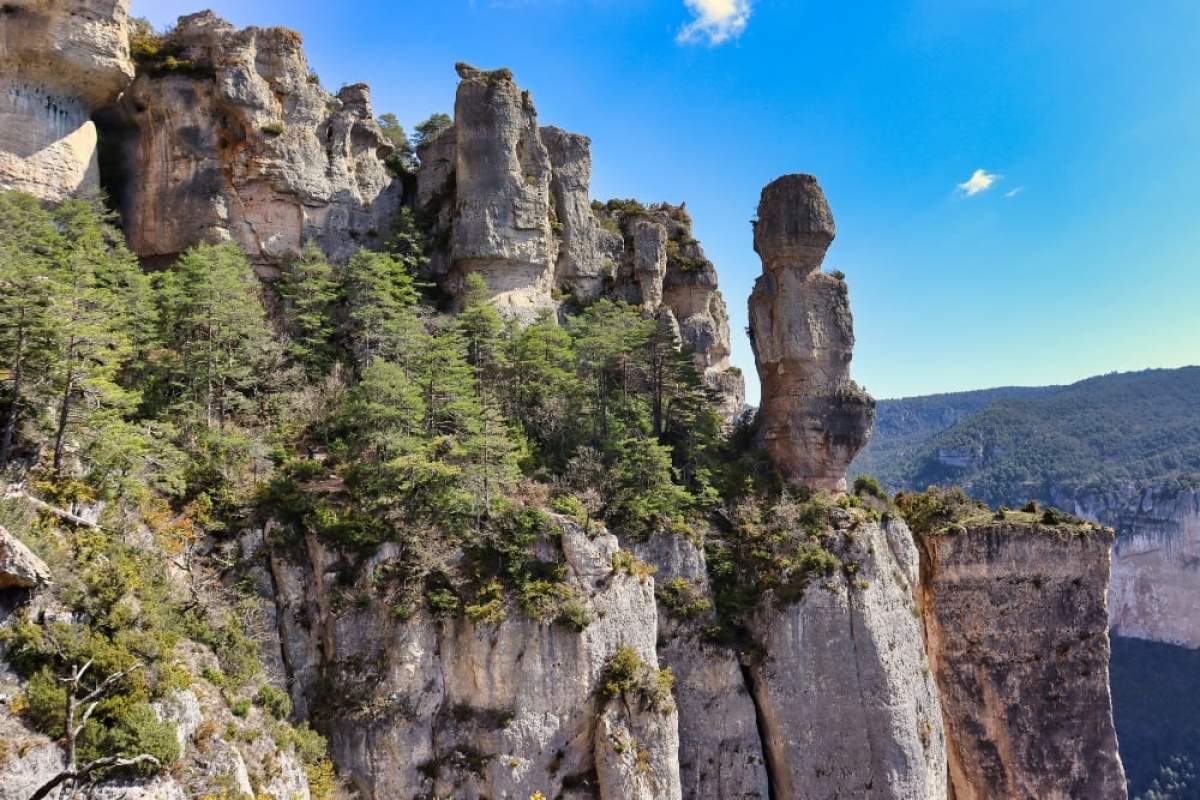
<box><xmin>417</xmin><ymin>65</ymin><xmax>745</xmax><ymax>417</ymax></box>
<box><xmin>264</xmin><ymin>516</ymin><xmax>681</xmax><ymax>800</ymax></box>
<box><xmin>448</xmin><ymin>63</ymin><xmax>557</xmax><ymax>321</ymax></box>
<box><xmin>748</xmin><ymin>516</ymin><xmax>948</xmax><ymax>800</ymax></box>
<box><xmin>632</xmin><ymin>533</ymin><xmax>771</xmax><ymax>800</ymax></box>
<box><xmin>918</xmin><ymin>523</ymin><xmax>1127</xmax><ymax>799</ymax></box>
<box><xmin>1053</xmin><ymin>485</ymin><xmax>1200</xmax><ymax>647</ymax></box>
<box><xmin>750</xmin><ymin>174</ymin><xmax>874</xmax><ymax>489</ymax></box>
<box><xmin>104</xmin><ymin>11</ymin><xmax>401</xmax><ymax>268</ymax></box>
<box><xmin>0</xmin><ymin>0</ymin><xmax>134</xmax><ymax>201</ymax></box>
<box><xmin>0</xmin><ymin>524</ymin><xmax>50</xmax><ymax>589</ymax></box>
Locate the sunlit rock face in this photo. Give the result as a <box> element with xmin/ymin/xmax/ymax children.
<box><xmin>918</xmin><ymin>523</ymin><xmax>1128</xmax><ymax>800</ymax></box>
<box><xmin>104</xmin><ymin>11</ymin><xmax>401</xmax><ymax>269</ymax></box>
<box><xmin>0</xmin><ymin>0</ymin><xmax>134</xmax><ymax>201</ymax></box>
<box><xmin>417</xmin><ymin>64</ymin><xmax>746</xmax><ymax>417</ymax></box>
<box><xmin>749</xmin><ymin>174</ymin><xmax>874</xmax><ymax>491</ymax></box>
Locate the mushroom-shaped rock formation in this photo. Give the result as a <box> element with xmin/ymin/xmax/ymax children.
<box><xmin>0</xmin><ymin>0</ymin><xmax>134</xmax><ymax>201</ymax></box>
<box><xmin>749</xmin><ymin>174</ymin><xmax>874</xmax><ymax>491</ymax></box>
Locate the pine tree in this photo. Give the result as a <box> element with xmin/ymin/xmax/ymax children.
<box><xmin>155</xmin><ymin>242</ymin><xmax>275</xmax><ymax>430</ymax></box>
<box><xmin>0</xmin><ymin>192</ymin><xmax>62</xmax><ymax>468</ymax></box>
<box><xmin>505</xmin><ymin>310</ymin><xmax>580</xmax><ymax>467</ymax></box>
<box><xmin>339</xmin><ymin>248</ymin><xmax>421</xmax><ymax>369</ymax></box>
<box><xmin>277</xmin><ymin>242</ymin><xmax>338</xmax><ymax>378</ymax></box>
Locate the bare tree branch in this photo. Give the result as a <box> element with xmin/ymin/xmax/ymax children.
<box><xmin>27</xmin><ymin>754</ymin><xmax>161</xmax><ymax>800</ymax></box>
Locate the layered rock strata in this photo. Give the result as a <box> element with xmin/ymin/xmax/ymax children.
<box><xmin>918</xmin><ymin>523</ymin><xmax>1128</xmax><ymax>799</ymax></box>
<box><xmin>749</xmin><ymin>174</ymin><xmax>874</xmax><ymax>489</ymax></box>
<box><xmin>258</xmin><ymin>517</ymin><xmax>681</xmax><ymax>800</ymax></box>
<box><xmin>0</xmin><ymin>0</ymin><xmax>134</xmax><ymax>201</ymax></box>
<box><xmin>103</xmin><ymin>11</ymin><xmax>401</xmax><ymax>268</ymax></box>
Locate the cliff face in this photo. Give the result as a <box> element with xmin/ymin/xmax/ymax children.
<box><xmin>0</xmin><ymin>0</ymin><xmax>134</xmax><ymax>201</ymax></box>
<box><xmin>918</xmin><ymin>523</ymin><xmax>1127</xmax><ymax>800</ymax></box>
<box><xmin>103</xmin><ymin>11</ymin><xmax>402</xmax><ymax>268</ymax></box>
<box><xmin>749</xmin><ymin>174</ymin><xmax>874</xmax><ymax>490</ymax></box>
<box><xmin>1057</xmin><ymin>486</ymin><xmax>1200</xmax><ymax>647</ymax></box>
<box><xmin>252</xmin><ymin>517</ymin><xmax>681</xmax><ymax>800</ymax></box>
<box><xmin>746</xmin><ymin>515</ymin><xmax>947</xmax><ymax>800</ymax></box>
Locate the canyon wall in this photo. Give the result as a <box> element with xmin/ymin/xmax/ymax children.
<box><xmin>254</xmin><ymin>517</ymin><xmax>682</xmax><ymax>800</ymax></box>
<box><xmin>1057</xmin><ymin>486</ymin><xmax>1200</xmax><ymax>648</ymax></box>
<box><xmin>0</xmin><ymin>0</ymin><xmax>134</xmax><ymax>201</ymax></box>
<box><xmin>918</xmin><ymin>522</ymin><xmax>1127</xmax><ymax>800</ymax></box>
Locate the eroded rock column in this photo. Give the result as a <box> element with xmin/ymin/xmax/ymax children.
<box><xmin>451</xmin><ymin>63</ymin><xmax>556</xmax><ymax>322</ymax></box>
<box><xmin>0</xmin><ymin>0</ymin><xmax>134</xmax><ymax>201</ymax></box>
<box><xmin>749</xmin><ymin>174</ymin><xmax>874</xmax><ymax>490</ymax></box>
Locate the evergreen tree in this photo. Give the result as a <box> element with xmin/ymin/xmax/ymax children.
<box><xmin>505</xmin><ymin>310</ymin><xmax>580</xmax><ymax>466</ymax></box>
<box><xmin>569</xmin><ymin>300</ymin><xmax>656</xmax><ymax>445</ymax></box>
<box><xmin>0</xmin><ymin>194</ymin><xmax>60</xmax><ymax>468</ymax></box>
<box><xmin>609</xmin><ymin>436</ymin><xmax>693</xmax><ymax>527</ymax></box>
<box><xmin>338</xmin><ymin>249</ymin><xmax>421</xmax><ymax>368</ymax></box>
<box><xmin>277</xmin><ymin>242</ymin><xmax>338</xmax><ymax>378</ymax></box>
<box><xmin>377</xmin><ymin>113</ymin><xmax>415</xmax><ymax>171</ymax></box>
<box><xmin>413</xmin><ymin>113</ymin><xmax>452</xmax><ymax>150</ymax></box>
<box><xmin>155</xmin><ymin>242</ymin><xmax>275</xmax><ymax>430</ymax></box>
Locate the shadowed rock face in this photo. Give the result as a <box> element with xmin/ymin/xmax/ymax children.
<box><xmin>0</xmin><ymin>0</ymin><xmax>134</xmax><ymax>200</ymax></box>
<box><xmin>450</xmin><ymin>63</ymin><xmax>557</xmax><ymax>321</ymax></box>
<box><xmin>750</xmin><ymin>174</ymin><xmax>874</xmax><ymax>490</ymax></box>
<box><xmin>919</xmin><ymin>524</ymin><xmax>1128</xmax><ymax>800</ymax></box>
<box><xmin>104</xmin><ymin>11</ymin><xmax>401</xmax><ymax>269</ymax></box>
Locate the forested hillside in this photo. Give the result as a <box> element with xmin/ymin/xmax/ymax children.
<box><xmin>852</xmin><ymin>367</ymin><xmax>1200</xmax><ymax>506</ymax></box>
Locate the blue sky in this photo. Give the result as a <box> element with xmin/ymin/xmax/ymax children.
<box><xmin>136</xmin><ymin>0</ymin><xmax>1200</xmax><ymax>401</ymax></box>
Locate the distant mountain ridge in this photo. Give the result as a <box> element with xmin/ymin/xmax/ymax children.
<box><xmin>852</xmin><ymin>366</ymin><xmax>1200</xmax><ymax>507</ymax></box>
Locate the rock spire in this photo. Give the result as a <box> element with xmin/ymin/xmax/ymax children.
<box><xmin>749</xmin><ymin>173</ymin><xmax>875</xmax><ymax>490</ymax></box>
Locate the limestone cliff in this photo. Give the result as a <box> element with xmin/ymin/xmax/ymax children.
<box><xmin>254</xmin><ymin>516</ymin><xmax>681</xmax><ymax>800</ymax></box>
<box><xmin>417</xmin><ymin>64</ymin><xmax>746</xmax><ymax>417</ymax></box>
<box><xmin>749</xmin><ymin>174</ymin><xmax>874</xmax><ymax>490</ymax></box>
<box><xmin>918</xmin><ymin>521</ymin><xmax>1128</xmax><ymax>799</ymax></box>
<box><xmin>0</xmin><ymin>0</ymin><xmax>134</xmax><ymax>201</ymax></box>
<box><xmin>103</xmin><ymin>11</ymin><xmax>402</xmax><ymax>268</ymax></box>
<box><xmin>1053</xmin><ymin>485</ymin><xmax>1200</xmax><ymax>648</ymax></box>
<box><xmin>745</xmin><ymin>514</ymin><xmax>947</xmax><ymax>800</ymax></box>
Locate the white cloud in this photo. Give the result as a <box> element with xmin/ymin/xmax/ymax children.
<box><xmin>678</xmin><ymin>0</ymin><xmax>752</xmax><ymax>45</ymax></box>
<box><xmin>1005</xmin><ymin>186</ymin><xmax>1024</xmax><ymax>198</ymax></box>
<box><xmin>957</xmin><ymin>168</ymin><xmax>1001</xmax><ymax>196</ymax></box>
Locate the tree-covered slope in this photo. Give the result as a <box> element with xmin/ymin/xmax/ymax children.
<box><xmin>852</xmin><ymin>367</ymin><xmax>1200</xmax><ymax>507</ymax></box>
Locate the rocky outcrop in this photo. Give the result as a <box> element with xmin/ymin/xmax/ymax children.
<box><xmin>748</xmin><ymin>516</ymin><xmax>947</xmax><ymax>800</ymax></box>
<box><xmin>749</xmin><ymin>174</ymin><xmax>874</xmax><ymax>490</ymax></box>
<box><xmin>1054</xmin><ymin>485</ymin><xmax>1200</xmax><ymax>648</ymax></box>
<box><xmin>918</xmin><ymin>523</ymin><xmax>1127</xmax><ymax>799</ymax></box>
<box><xmin>448</xmin><ymin>63</ymin><xmax>557</xmax><ymax>321</ymax></box>
<box><xmin>103</xmin><ymin>11</ymin><xmax>401</xmax><ymax>268</ymax></box>
<box><xmin>0</xmin><ymin>525</ymin><xmax>50</xmax><ymax>589</ymax></box>
<box><xmin>260</xmin><ymin>516</ymin><xmax>681</xmax><ymax>800</ymax></box>
<box><xmin>416</xmin><ymin>65</ymin><xmax>745</xmax><ymax>417</ymax></box>
<box><xmin>0</xmin><ymin>0</ymin><xmax>134</xmax><ymax>201</ymax></box>
<box><xmin>542</xmin><ymin>125</ymin><xmax>609</xmax><ymax>298</ymax></box>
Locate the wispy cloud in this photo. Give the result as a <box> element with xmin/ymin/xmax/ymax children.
<box><xmin>1005</xmin><ymin>186</ymin><xmax>1024</xmax><ymax>198</ymax></box>
<box><xmin>678</xmin><ymin>0</ymin><xmax>752</xmax><ymax>45</ymax></box>
<box><xmin>957</xmin><ymin>169</ymin><xmax>1001</xmax><ymax>196</ymax></box>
